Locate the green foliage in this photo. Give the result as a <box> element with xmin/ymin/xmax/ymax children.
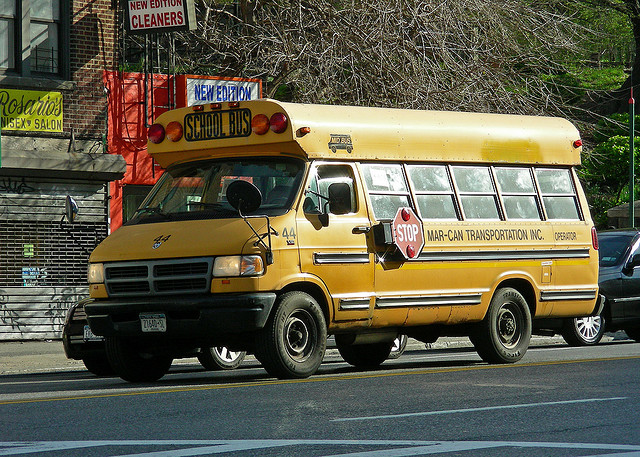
<box><xmin>573</xmin><ymin>67</ymin><xmax>627</xmax><ymax>91</ymax></box>
<box><xmin>579</xmin><ymin>126</ymin><xmax>640</xmax><ymax>227</ymax></box>
<box><xmin>593</xmin><ymin>113</ymin><xmax>640</xmax><ymax>143</ymax></box>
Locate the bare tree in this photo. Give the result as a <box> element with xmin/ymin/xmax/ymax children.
<box><xmin>173</xmin><ymin>0</ymin><xmax>587</xmax><ymax>116</ymax></box>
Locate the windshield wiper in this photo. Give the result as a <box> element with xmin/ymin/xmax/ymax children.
<box><xmin>186</xmin><ymin>202</ymin><xmax>225</xmax><ymax>210</ymax></box>
<box><xmin>136</xmin><ymin>206</ymin><xmax>173</xmax><ymax>219</ymax></box>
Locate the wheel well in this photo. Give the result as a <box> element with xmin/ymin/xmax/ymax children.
<box><xmin>496</xmin><ymin>278</ymin><xmax>537</xmax><ymax>317</ymax></box>
<box><xmin>279</xmin><ymin>282</ymin><xmax>331</xmax><ymax>327</ymax></box>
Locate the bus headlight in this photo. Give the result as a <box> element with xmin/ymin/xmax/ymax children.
<box><xmin>213</xmin><ymin>255</ymin><xmax>264</xmax><ymax>277</ymax></box>
<box><xmin>88</xmin><ymin>263</ymin><xmax>105</xmax><ymax>284</ymax></box>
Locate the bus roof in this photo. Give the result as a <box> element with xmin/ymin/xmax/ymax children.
<box><xmin>147</xmin><ymin>99</ymin><xmax>583</xmax><ymax>168</ymax></box>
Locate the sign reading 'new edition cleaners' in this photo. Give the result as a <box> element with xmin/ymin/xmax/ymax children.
<box><xmin>125</xmin><ymin>0</ymin><xmax>196</xmax><ymax>34</ymax></box>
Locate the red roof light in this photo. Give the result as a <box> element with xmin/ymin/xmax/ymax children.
<box><xmin>148</xmin><ymin>123</ymin><xmax>165</xmax><ymax>144</ymax></box>
<box><xmin>270</xmin><ymin>112</ymin><xmax>288</xmax><ymax>134</ymax></box>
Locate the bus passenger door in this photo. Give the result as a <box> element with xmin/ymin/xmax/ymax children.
<box><xmin>361</xmin><ymin>163</ymin><xmax>453</xmax><ymax>328</ymax></box>
<box><xmin>295</xmin><ymin>163</ymin><xmax>374</xmax><ymax>326</ymax></box>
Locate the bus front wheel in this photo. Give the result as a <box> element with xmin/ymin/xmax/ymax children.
<box><xmin>255</xmin><ymin>291</ymin><xmax>327</xmax><ymax>379</ymax></box>
<box><xmin>470</xmin><ymin>287</ymin><xmax>531</xmax><ymax>364</ymax></box>
<box><xmin>105</xmin><ymin>337</ymin><xmax>173</xmax><ymax>383</ymax></box>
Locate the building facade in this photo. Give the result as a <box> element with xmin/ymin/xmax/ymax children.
<box><xmin>0</xmin><ymin>1</ymin><xmax>263</xmax><ymax>340</ymax></box>
<box><xmin>0</xmin><ymin>1</ymin><xmax>126</xmax><ymax>340</ymax></box>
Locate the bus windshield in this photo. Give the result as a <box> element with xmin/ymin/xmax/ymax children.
<box><xmin>128</xmin><ymin>157</ymin><xmax>305</xmax><ymax>225</ymax></box>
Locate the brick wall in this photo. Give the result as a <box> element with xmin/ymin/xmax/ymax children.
<box><xmin>66</xmin><ymin>0</ymin><xmax>118</xmax><ymax>137</ymax></box>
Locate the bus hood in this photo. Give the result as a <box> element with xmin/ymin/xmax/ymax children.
<box><xmin>89</xmin><ymin>218</ymin><xmax>267</xmax><ymax>263</ymax></box>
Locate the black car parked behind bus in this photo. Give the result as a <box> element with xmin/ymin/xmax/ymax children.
<box><xmin>545</xmin><ymin>229</ymin><xmax>640</xmax><ymax>345</ymax></box>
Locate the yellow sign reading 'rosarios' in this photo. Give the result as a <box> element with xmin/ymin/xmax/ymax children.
<box><xmin>0</xmin><ymin>89</ymin><xmax>63</xmax><ymax>132</ymax></box>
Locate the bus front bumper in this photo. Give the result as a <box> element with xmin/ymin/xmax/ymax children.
<box><xmin>85</xmin><ymin>292</ymin><xmax>276</xmax><ymax>339</ymax></box>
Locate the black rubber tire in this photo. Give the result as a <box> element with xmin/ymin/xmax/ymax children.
<box><xmin>336</xmin><ymin>339</ymin><xmax>393</xmax><ymax>368</ymax></box>
<box><xmin>198</xmin><ymin>347</ymin><xmax>246</xmax><ymax>370</ymax></box>
<box><xmin>624</xmin><ymin>327</ymin><xmax>640</xmax><ymax>342</ymax></box>
<box><xmin>105</xmin><ymin>337</ymin><xmax>173</xmax><ymax>383</ymax></box>
<box><xmin>388</xmin><ymin>334</ymin><xmax>408</xmax><ymax>359</ymax></box>
<box><xmin>561</xmin><ymin>314</ymin><xmax>606</xmax><ymax>346</ymax></box>
<box><xmin>254</xmin><ymin>291</ymin><xmax>327</xmax><ymax>379</ymax></box>
<box><xmin>82</xmin><ymin>355</ymin><xmax>115</xmax><ymax>376</ymax></box>
<box><xmin>470</xmin><ymin>287</ymin><xmax>531</xmax><ymax>364</ymax></box>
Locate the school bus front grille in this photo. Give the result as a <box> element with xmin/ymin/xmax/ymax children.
<box><xmin>104</xmin><ymin>258</ymin><xmax>213</xmax><ymax>297</ymax></box>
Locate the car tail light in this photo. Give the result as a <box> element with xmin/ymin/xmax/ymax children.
<box><xmin>592</xmin><ymin>226</ymin><xmax>599</xmax><ymax>250</ymax></box>
<box><xmin>270</xmin><ymin>112</ymin><xmax>288</xmax><ymax>133</ymax></box>
<box><xmin>148</xmin><ymin>123</ymin><xmax>165</xmax><ymax>144</ymax></box>
<box><xmin>165</xmin><ymin>121</ymin><xmax>183</xmax><ymax>142</ymax></box>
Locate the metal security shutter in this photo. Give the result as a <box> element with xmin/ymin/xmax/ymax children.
<box><xmin>0</xmin><ymin>178</ymin><xmax>109</xmax><ymax>340</ymax></box>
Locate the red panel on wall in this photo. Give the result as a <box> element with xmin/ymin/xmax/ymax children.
<box><xmin>103</xmin><ymin>70</ymin><xmax>170</xmax><ymax>230</ymax></box>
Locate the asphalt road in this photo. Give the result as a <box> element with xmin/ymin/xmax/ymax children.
<box><xmin>1</xmin><ymin>336</ymin><xmax>639</xmax><ymax>456</ymax></box>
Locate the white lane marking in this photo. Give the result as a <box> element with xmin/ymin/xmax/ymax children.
<box><xmin>2</xmin><ymin>440</ymin><xmax>640</xmax><ymax>457</ymax></box>
<box><xmin>331</xmin><ymin>397</ymin><xmax>628</xmax><ymax>422</ymax></box>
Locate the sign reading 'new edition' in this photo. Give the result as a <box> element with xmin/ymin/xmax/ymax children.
<box><xmin>125</xmin><ymin>0</ymin><xmax>196</xmax><ymax>34</ymax></box>
<box><xmin>186</xmin><ymin>76</ymin><xmax>262</xmax><ymax>105</ymax></box>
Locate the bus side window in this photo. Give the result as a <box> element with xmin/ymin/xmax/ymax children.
<box><xmin>407</xmin><ymin>165</ymin><xmax>459</xmax><ymax>220</ymax></box>
<box><xmin>495</xmin><ymin>167</ymin><xmax>541</xmax><ymax>220</ymax></box>
<box><xmin>535</xmin><ymin>168</ymin><xmax>581</xmax><ymax>220</ymax></box>
<box><xmin>304</xmin><ymin>172</ymin><xmax>321</xmax><ymax>213</ymax></box>
<box><xmin>306</xmin><ymin>165</ymin><xmax>357</xmax><ymax>215</ymax></box>
<box><xmin>451</xmin><ymin>166</ymin><xmax>500</xmax><ymax>220</ymax></box>
<box><xmin>361</xmin><ymin>163</ymin><xmax>412</xmax><ymax>220</ymax></box>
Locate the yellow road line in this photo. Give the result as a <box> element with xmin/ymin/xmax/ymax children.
<box><xmin>2</xmin><ymin>355</ymin><xmax>639</xmax><ymax>406</ymax></box>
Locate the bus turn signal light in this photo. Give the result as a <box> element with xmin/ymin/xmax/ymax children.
<box><xmin>252</xmin><ymin>114</ymin><xmax>270</xmax><ymax>135</ymax></box>
<box><xmin>165</xmin><ymin>121</ymin><xmax>183</xmax><ymax>142</ymax></box>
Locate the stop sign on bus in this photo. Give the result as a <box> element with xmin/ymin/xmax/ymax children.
<box><xmin>392</xmin><ymin>207</ymin><xmax>425</xmax><ymax>260</ymax></box>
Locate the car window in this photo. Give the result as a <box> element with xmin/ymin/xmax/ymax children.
<box><xmin>598</xmin><ymin>234</ymin><xmax>635</xmax><ymax>267</ymax></box>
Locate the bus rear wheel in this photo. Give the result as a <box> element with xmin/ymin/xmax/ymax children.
<box><xmin>105</xmin><ymin>337</ymin><xmax>173</xmax><ymax>383</ymax></box>
<box><xmin>470</xmin><ymin>287</ymin><xmax>531</xmax><ymax>364</ymax></box>
<box><xmin>336</xmin><ymin>338</ymin><xmax>392</xmax><ymax>368</ymax></box>
<box><xmin>255</xmin><ymin>291</ymin><xmax>327</xmax><ymax>379</ymax></box>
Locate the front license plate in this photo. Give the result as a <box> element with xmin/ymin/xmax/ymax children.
<box><xmin>140</xmin><ymin>313</ymin><xmax>167</xmax><ymax>333</ymax></box>
<box><xmin>83</xmin><ymin>325</ymin><xmax>103</xmax><ymax>342</ymax></box>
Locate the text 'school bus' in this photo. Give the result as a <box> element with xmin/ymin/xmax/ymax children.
<box><xmin>85</xmin><ymin>99</ymin><xmax>600</xmax><ymax>382</ymax></box>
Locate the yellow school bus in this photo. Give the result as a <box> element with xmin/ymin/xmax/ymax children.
<box><xmin>85</xmin><ymin>99</ymin><xmax>600</xmax><ymax>382</ymax></box>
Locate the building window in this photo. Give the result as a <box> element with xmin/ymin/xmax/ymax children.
<box><xmin>0</xmin><ymin>1</ymin><xmax>16</xmax><ymax>70</ymax></box>
<box><xmin>0</xmin><ymin>0</ymin><xmax>68</xmax><ymax>78</ymax></box>
<box><xmin>30</xmin><ymin>0</ymin><xmax>59</xmax><ymax>73</ymax></box>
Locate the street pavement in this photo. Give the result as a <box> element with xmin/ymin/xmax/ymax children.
<box><xmin>0</xmin><ymin>332</ymin><xmax>630</xmax><ymax>376</ymax></box>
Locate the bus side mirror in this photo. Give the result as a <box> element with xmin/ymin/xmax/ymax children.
<box><xmin>303</xmin><ymin>197</ymin><xmax>329</xmax><ymax>227</ymax></box>
<box><xmin>64</xmin><ymin>196</ymin><xmax>78</xmax><ymax>223</ymax></box>
<box><xmin>226</xmin><ymin>180</ymin><xmax>262</xmax><ymax>214</ymax></box>
<box><xmin>328</xmin><ymin>182</ymin><xmax>352</xmax><ymax>215</ymax></box>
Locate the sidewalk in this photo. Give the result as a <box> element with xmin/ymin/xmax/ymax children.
<box><xmin>0</xmin><ymin>340</ymin><xmax>85</xmax><ymax>375</ymax></box>
<box><xmin>0</xmin><ymin>333</ymin><xmax>629</xmax><ymax>376</ymax></box>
